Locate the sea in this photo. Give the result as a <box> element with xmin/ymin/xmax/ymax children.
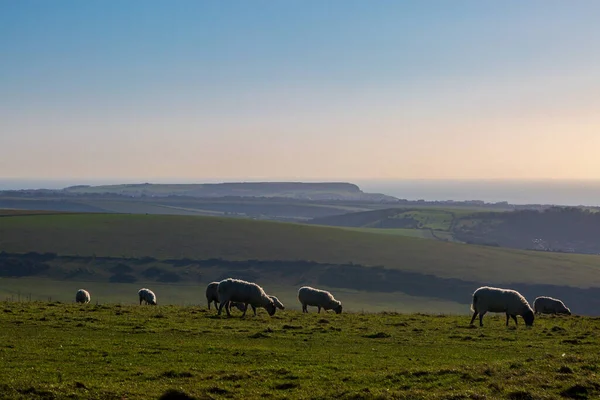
<box><xmin>1</xmin><ymin>179</ymin><xmax>600</xmax><ymax>207</ymax></box>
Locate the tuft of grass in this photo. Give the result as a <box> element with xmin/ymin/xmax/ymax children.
<box><xmin>160</xmin><ymin>371</ymin><xmax>194</xmax><ymax>378</ymax></box>
<box><xmin>363</xmin><ymin>332</ymin><xmax>391</xmax><ymax>339</ymax></box>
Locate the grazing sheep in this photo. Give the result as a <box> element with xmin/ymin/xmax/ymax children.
<box><xmin>138</xmin><ymin>288</ymin><xmax>157</xmax><ymax>305</ymax></box>
<box><xmin>269</xmin><ymin>295</ymin><xmax>285</xmax><ymax>310</ymax></box>
<box><xmin>533</xmin><ymin>296</ymin><xmax>571</xmax><ymax>315</ymax></box>
<box><xmin>75</xmin><ymin>289</ymin><xmax>91</xmax><ymax>304</ymax></box>
<box><xmin>470</xmin><ymin>286</ymin><xmax>534</xmax><ymax>327</ymax></box>
<box><xmin>298</xmin><ymin>286</ymin><xmax>342</xmax><ymax>314</ymax></box>
<box><xmin>206</xmin><ymin>282</ymin><xmax>246</xmax><ymax>312</ymax></box>
<box><xmin>247</xmin><ymin>295</ymin><xmax>285</xmax><ymax>315</ymax></box>
<box><xmin>217</xmin><ymin>278</ymin><xmax>276</xmax><ymax>317</ymax></box>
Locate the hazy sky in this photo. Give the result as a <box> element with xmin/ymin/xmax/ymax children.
<box><xmin>2</xmin><ymin>1</ymin><xmax>600</xmax><ymax>181</ymax></box>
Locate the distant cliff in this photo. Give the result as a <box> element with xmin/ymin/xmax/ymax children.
<box><xmin>61</xmin><ymin>182</ymin><xmax>398</xmax><ymax>202</ymax></box>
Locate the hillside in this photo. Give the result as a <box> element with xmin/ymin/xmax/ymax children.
<box><xmin>310</xmin><ymin>206</ymin><xmax>600</xmax><ymax>255</ymax></box>
<box><xmin>2</xmin><ymin>212</ymin><xmax>600</xmax><ymax>286</ymax></box>
<box><xmin>454</xmin><ymin>207</ymin><xmax>600</xmax><ymax>254</ymax></box>
<box><xmin>0</xmin><ymin>194</ymin><xmax>391</xmax><ymax>222</ymax></box>
<box><xmin>308</xmin><ymin>207</ymin><xmax>495</xmax><ymax>242</ymax></box>
<box><xmin>61</xmin><ymin>182</ymin><xmax>398</xmax><ymax>202</ymax></box>
<box><xmin>2</xmin><ymin>212</ymin><xmax>600</xmax><ymax>315</ymax></box>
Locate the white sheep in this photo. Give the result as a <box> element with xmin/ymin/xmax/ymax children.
<box><xmin>216</xmin><ymin>278</ymin><xmax>276</xmax><ymax>317</ymax></box>
<box><xmin>245</xmin><ymin>295</ymin><xmax>285</xmax><ymax>315</ymax></box>
<box><xmin>298</xmin><ymin>286</ymin><xmax>342</xmax><ymax>314</ymax></box>
<box><xmin>75</xmin><ymin>289</ymin><xmax>91</xmax><ymax>304</ymax></box>
<box><xmin>138</xmin><ymin>288</ymin><xmax>157</xmax><ymax>305</ymax></box>
<box><xmin>470</xmin><ymin>286</ymin><xmax>534</xmax><ymax>327</ymax></box>
<box><xmin>533</xmin><ymin>296</ymin><xmax>571</xmax><ymax>315</ymax></box>
<box><xmin>205</xmin><ymin>282</ymin><xmax>246</xmax><ymax>312</ymax></box>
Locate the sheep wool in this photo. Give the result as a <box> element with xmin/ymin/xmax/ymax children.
<box><xmin>298</xmin><ymin>286</ymin><xmax>342</xmax><ymax>314</ymax></box>
<box><xmin>138</xmin><ymin>288</ymin><xmax>157</xmax><ymax>305</ymax></box>
<box><xmin>75</xmin><ymin>289</ymin><xmax>91</xmax><ymax>304</ymax></box>
<box><xmin>217</xmin><ymin>278</ymin><xmax>276</xmax><ymax>317</ymax></box>
<box><xmin>533</xmin><ymin>296</ymin><xmax>571</xmax><ymax>315</ymax></box>
<box><xmin>470</xmin><ymin>286</ymin><xmax>534</xmax><ymax>327</ymax></box>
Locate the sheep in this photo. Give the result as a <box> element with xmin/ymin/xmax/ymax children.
<box><xmin>205</xmin><ymin>282</ymin><xmax>246</xmax><ymax>312</ymax></box>
<box><xmin>246</xmin><ymin>295</ymin><xmax>285</xmax><ymax>315</ymax></box>
<box><xmin>138</xmin><ymin>288</ymin><xmax>157</xmax><ymax>305</ymax></box>
<box><xmin>206</xmin><ymin>282</ymin><xmax>219</xmax><ymax>309</ymax></box>
<box><xmin>75</xmin><ymin>289</ymin><xmax>91</xmax><ymax>304</ymax></box>
<box><xmin>533</xmin><ymin>296</ymin><xmax>571</xmax><ymax>315</ymax></box>
<box><xmin>298</xmin><ymin>286</ymin><xmax>342</xmax><ymax>314</ymax></box>
<box><xmin>216</xmin><ymin>278</ymin><xmax>276</xmax><ymax>317</ymax></box>
<box><xmin>469</xmin><ymin>286</ymin><xmax>534</xmax><ymax>327</ymax></box>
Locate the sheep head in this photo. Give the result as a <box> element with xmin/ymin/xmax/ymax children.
<box><xmin>334</xmin><ymin>302</ymin><xmax>343</xmax><ymax>314</ymax></box>
<box><xmin>265</xmin><ymin>301</ymin><xmax>276</xmax><ymax>316</ymax></box>
<box><xmin>522</xmin><ymin>310</ymin><xmax>534</xmax><ymax>327</ymax></box>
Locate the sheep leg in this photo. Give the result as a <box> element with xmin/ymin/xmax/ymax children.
<box><xmin>241</xmin><ymin>303</ymin><xmax>247</xmax><ymax>317</ymax></box>
<box><xmin>318</xmin><ymin>306</ymin><xmax>322</xmax><ymax>313</ymax></box>
<box><xmin>511</xmin><ymin>315</ymin><xmax>518</xmax><ymax>326</ymax></box>
<box><xmin>218</xmin><ymin>300</ymin><xmax>228</xmax><ymax>316</ymax></box>
<box><xmin>213</xmin><ymin>300</ymin><xmax>218</xmax><ymax>309</ymax></box>
<box><xmin>207</xmin><ymin>299</ymin><xmax>211</xmax><ymax>310</ymax></box>
<box><xmin>479</xmin><ymin>311</ymin><xmax>486</xmax><ymax>327</ymax></box>
<box><xmin>139</xmin><ymin>297</ymin><xmax>143</xmax><ymax>305</ymax></box>
<box><xmin>302</xmin><ymin>304</ymin><xmax>308</xmax><ymax>313</ymax></box>
<box><xmin>469</xmin><ymin>311</ymin><xmax>478</xmax><ymax>325</ymax></box>
<box><xmin>505</xmin><ymin>314</ymin><xmax>510</xmax><ymax>326</ymax></box>
<box><xmin>252</xmin><ymin>305</ymin><xmax>257</xmax><ymax>316</ymax></box>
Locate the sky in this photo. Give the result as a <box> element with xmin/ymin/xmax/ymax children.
<box><xmin>1</xmin><ymin>1</ymin><xmax>600</xmax><ymax>182</ymax></box>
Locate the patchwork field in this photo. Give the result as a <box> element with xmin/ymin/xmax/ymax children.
<box><xmin>0</xmin><ymin>303</ymin><xmax>597</xmax><ymax>399</ymax></box>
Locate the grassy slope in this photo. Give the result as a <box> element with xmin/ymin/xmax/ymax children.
<box><xmin>0</xmin><ymin>303</ymin><xmax>598</xmax><ymax>399</ymax></box>
<box><xmin>1</xmin><ymin>213</ymin><xmax>600</xmax><ymax>288</ymax></box>
<box><xmin>341</xmin><ymin>227</ymin><xmax>436</xmax><ymax>239</ymax></box>
<box><xmin>0</xmin><ymin>277</ymin><xmax>466</xmax><ymax>313</ymax></box>
<box><xmin>309</xmin><ymin>207</ymin><xmax>502</xmax><ymax>241</ymax></box>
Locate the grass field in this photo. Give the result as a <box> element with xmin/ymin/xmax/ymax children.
<box><xmin>2</xmin><ymin>213</ymin><xmax>600</xmax><ymax>288</ymax></box>
<box><xmin>309</xmin><ymin>207</ymin><xmax>503</xmax><ymax>242</ymax></box>
<box><xmin>0</xmin><ymin>302</ymin><xmax>598</xmax><ymax>399</ymax></box>
<box><xmin>342</xmin><ymin>227</ymin><xmax>437</xmax><ymax>239</ymax></box>
<box><xmin>0</xmin><ymin>277</ymin><xmax>466</xmax><ymax>314</ymax></box>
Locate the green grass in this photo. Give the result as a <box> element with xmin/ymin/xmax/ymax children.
<box><xmin>0</xmin><ymin>302</ymin><xmax>598</xmax><ymax>399</ymax></box>
<box><xmin>342</xmin><ymin>227</ymin><xmax>436</xmax><ymax>239</ymax></box>
<box><xmin>2</xmin><ymin>213</ymin><xmax>600</xmax><ymax>288</ymax></box>
<box><xmin>310</xmin><ymin>207</ymin><xmax>505</xmax><ymax>242</ymax></box>
<box><xmin>396</xmin><ymin>210</ymin><xmax>454</xmax><ymax>230</ymax></box>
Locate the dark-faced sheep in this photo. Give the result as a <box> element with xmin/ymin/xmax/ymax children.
<box><xmin>216</xmin><ymin>278</ymin><xmax>276</xmax><ymax>317</ymax></box>
<box><xmin>206</xmin><ymin>282</ymin><xmax>247</xmax><ymax>312</ymax></box>
<box><xmin>245</xmin><ymin>295</ymin><xmax>285</xmax><ymax>315</ymax></box>
<box><xmin>470</xmin><ymin>286</ymin><xmax>534</xmax><ymax>327</ymax></box>
<box><xmin>138</xmin><ymin>288</ymin><xmax>157</xmax><ymax>305</ymax></box>
<box><xmin>75</xmin><ymin>289</ymin><xmax>90</xmax><ymax>304</ymax></box>
<box><xmin>533</xmin><ymin>296</ymin><xmax>571</xmax><ymax>315</ymax></box>
<box><xmin>298</xmin><ymin>286</ymin><xmax>342</xmax><ymax>314</ymax></box>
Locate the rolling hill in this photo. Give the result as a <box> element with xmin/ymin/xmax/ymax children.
<box><xmin>2</xmin><ymin>212</ymin><xmax>600</xmax><ymax>314</ymax></box>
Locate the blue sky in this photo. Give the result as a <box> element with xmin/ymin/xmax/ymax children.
<box><xmin>2</xmin><ymin>1</ymin><xmax>599</xmax><ymax>180</ymax></box>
